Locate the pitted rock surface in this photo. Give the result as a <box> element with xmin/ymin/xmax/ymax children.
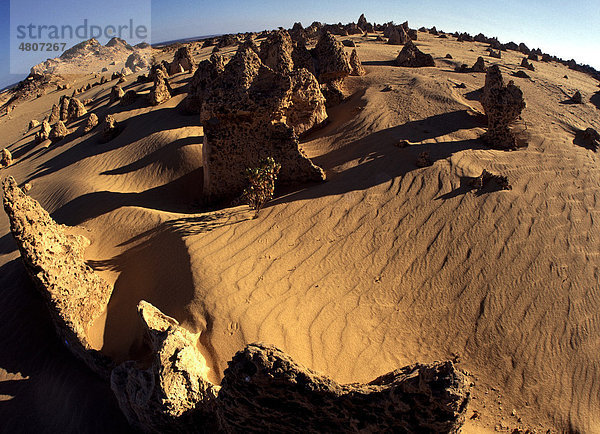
<box><xmin>200</xmin><ymin>46</ymin><xmax>326</xmax><ymax>201</ymax></box>
<box><xmin>481</xmin><ymin>65</ymin><xmax>526</xmax><ymax>149</ymax></box>
<box><xmin>217</xmin><ymin>343</ymin><xmax>470</xmax><ymax>433</ymax></box>
<box><xmin>2</xmin><ymin>177</ymin><xmax>114</xmax><ymax>378</ymax></box>
<box><xmin>111</xmin><ymin>301</ymin><xmax>220</xmax><ymax>433</ymax></box>
<box><xmin>349</xmin><ymin>48</ymin><xmax>365</xmax><ymax>76</ymax></box>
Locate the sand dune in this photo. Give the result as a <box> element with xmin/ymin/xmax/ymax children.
<box><xmin>1</xmin><ymin>28</ymin><xmax>600</xmax><ymax>432</ymax></box>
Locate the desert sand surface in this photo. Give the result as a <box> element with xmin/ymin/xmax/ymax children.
<box><xmin>1</xmin><ymin>25</ymin><xmax>600</xmax><ymax>433</ymax></box>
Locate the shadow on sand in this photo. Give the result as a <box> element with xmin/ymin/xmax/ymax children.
<box><xmin>0</xmin><ymin>259</ymin><xmax>129</xmax><ymax>432</ymax></box>
<box><xmin>273</xmin><ymin>109</ymin><xmax>487</xmax><ymax>205</ymax></box>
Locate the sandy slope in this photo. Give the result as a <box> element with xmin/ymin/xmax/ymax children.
<box><xmin>1</xmin><ymin>31</ymin><xmax>599</xmax><ymax>432</ymax></box>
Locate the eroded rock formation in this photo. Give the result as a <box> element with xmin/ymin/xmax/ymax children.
<box><xmin>170</xmin><ymin>46</ymin><xmax>194</xmax><ymax>75</ymax></box>
<box><xmin>200</xmin><ymin>45</ymin><xmax>326</xmax><ymax>201</ymax></box>
<box><xmin>35</xmin><ymin>120</ymin><xmax>51</xmax><ymax>143</ymax></box>
<box><xmin>49</xmin><ymin>120</ymin><xmax>68</xmax><ymax>142</ymax></box>
<box><xmin>83</xmin><ymin>112</ymin><xmax>98</xmax><ymax>133</ymax></box>
<box><xmin>312</xmin><ymin>32</ymin><xmax>352</xmax><ymax>106</ymax></box>
<box><xmin>149</xmin><ymin>69</ymin><xmax>172</xmax><ymax>106</ymax></box>
<box><xmin>111</xmin><ymin>301</ymin><xmax>220</xmax><ymax>432</ymax></box>
<box><xmin>110</xmin><ymin>85</ymin><xmax>125</xmax><ymax>103</ymax></box>
<box><xmin>387</xmin><ymin>25</ymin><xmax>409</xmax><ymax>45</ymax></box>
<box><xmin>349</xmin><ymin>48</ymin><xmax>365</xmax><ymax>76</ymax></box>
<box><xmin>101</xmin><ymin>114</ymin><xmax>120</xmax><ymax>141</ymax></box>
<box><xmin>1</xmin><ymin>148</ymin><xmax>12</xmax><ymax>167</ymax></box>
<box><xmin>472</xmin><ymin>56</ymin><xmax>487</xmax><ymax>73</ymax></box>
<box><xmin>259</xmin><ymin>30</ymin><xmax>294</xmax><ymax>73</ymax></box>
<box><xmin>2</xmin><ymin>176</ymin><xmax>114</xmax><ymax>377</ymax></box>
<box><xmin>217</xmin><ymin>344</ymin><xmax>470</xmax><ymax>433</ymax></box>
<box><xmin>186</xmin><ymin>53</ymin><xmax>225</xmax><ymax>113</ymax></box>
<box><xmin>395</xmin><ymin>40</ymin><xmax>435</xmax><ymax>67</ymax></box>
<box><xmin>481</xmin><ymin>65</ymin><xmax>526</xmax><ymax>149</ymax></box>
<box><xmin>67</xmin><ymin>97</ymin><xmax>87</xmax><ymax>122</ymax></box>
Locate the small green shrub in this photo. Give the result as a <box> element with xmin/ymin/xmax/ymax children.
<box><xmin>243</xmin><ymin>157</ymin><xmax>281</xmax><ymax>218</ymax></box>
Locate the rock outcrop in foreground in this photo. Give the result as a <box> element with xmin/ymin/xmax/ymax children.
<box><xmin>217</xmin><ymin>344</ymin><xmax>470</xmax><ymax>433</ymax></box>
<box><xmin>481</xmin><ymin>65</ymin><xmax>526</xmax><ymax>149</ymax></box>
<box><xmin>2</xmin><ymin>176</ymin><xmax>114</xmax><ymax>377</ymax></box>
<box><xmin>3</xmin><ymin>183</ymin><xmax>471</xmax><ymax>432</ymax></box>
<box><xmin>111</xmin><ymin>301</ymin><xmax>220</xmax><ymax>432</ymax></box>
<box><xmin>111</xmin><ymin>300</ymin><xmax>470</xmax><ymax>433</ymax></box>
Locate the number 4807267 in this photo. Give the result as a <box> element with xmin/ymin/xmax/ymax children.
<box><xmin>19</xmin><ymin>42</ymin><xmax>66</xmax><ymax>51</ymax></box>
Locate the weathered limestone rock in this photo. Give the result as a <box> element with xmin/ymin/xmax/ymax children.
<box><xmin>286</xmin><ymin>68</ymin><xmax>329</xmax><ymax>134</ymax></box>
<box><xmin>312</xmin><ymin>31</ymin><xmax>352</xmax><ymax>83</ymax></box>
<box><xmin>357</xmin><ymin>13</ymin><xmax>368</xmax><ymax>31</ymax></box>
<box><xmin>59</xmin><ymin>95</ymin><xmax>70</xmax><ymax>121</ymax></box>
<box><xmin>28</xmin><ymin>119</ymin><xmax>40</xmax><ymax>130</ymax></box>
<box><xmin>481</xmin><ymin>65</ymin><xmax>526</xmax><ymax>149</ymax></box>
<box><xmin>240</xmin><ymin>35</ymin><xmax>260</xmax><ymax>54</ymax></box>
<box><xmin>120</xmin><ymin>90</ymin><xmax>138</xmax><ymax>106</ymax></box>
<box><xmin>67</xmin><ymin>97</ymin><xmax>87</xmax><ymax>122</ymax></box>
<box><xmin>49</xmin><ymin>120</ymin><xmax>68</xmax><ymax>142</ymax></box>
<box><xmin>520</xmin><ymin>57</ymin><xmax>535</xmax><ymax>71</ymax></box>
<box><xmin>489</xmin><ymin>49</ymin><xmax>501</xmax><ymax>59</ymax></box>
<box><xmin>387</xmin><ymin>25</ymin><xmax>409</xmax><ymax>45</ymax></box>
<box><xmin>125</xmin><ymin>52</ymin><xmax>149</xmax><ymax>71</ymax></box>
<box><xmin>570</xmin><ymin>91</ymin><xmax>583</xmax><ymax>104</ymax></box>
<box><xmin>111</xmin><ymin>301</ymin><xmax>220</xmax><ymax>433</ymax></box>
<box><xmin>578</xmin><ymin>127</ymin><xmax>600</xmax><ymax>151</ymax></box>
<box><xmin>185</xmin><ymin>53</ymin><xmax>225</xmax><ymax>114</ymax></box>
<box><xmin>2</xmin><ymin>177</ymin><xmax>114</xmax><ymax>378</ymax></box>
<box><xmin>48</xmin><ymin>103</ymin><xmax>60</xmax><ymax>123</ymax></box>
<box><xmin>349</xmin><ymin>48</ymin><xmax>365</xmax><ymax>76</ymax></box>
<box><xmin>259</xmin><ymin>30</ymin><xmax>294</xmax><ymax>73</ymax></box>
<box><xmin>469</xmin><ymin>169</ymin><xmax>512</xmax><ymax>191</ymax></box>
<box><xmin>110</xmin><ymin>85</ymin><xmax>125</xmax><ymax>103</ymax></box>
<box><xmin>1</xmin><ymin>148</ymin><xmax>12</xmax><ymax>167</ymax></box>
<box><xmin>200</xmin><ymin>46</ymin><xmax>326</xmax><ymax>201</ymax></box>
<box><xmin>35</xmin><ymin>120</ymin><xmax>51</xmax><ymax>143</ymax></box>
<box><xmin>472</xmin><ymin>56</ymin><xmax>487</xmax><ymax>73</ymax></box>
<box><xmin>101</xmin><ymin>114</ymin><xmax>120</xmax><ymax>141</ymax></box>
<box><xmin>289</xmin><ymin>22</ymin><xmax>306</xmax><ymax>44</ymax></box>
<box><xmin>217</xmin><ymin>344</ymin><xmax>470</xmax><ymax>433</ymax></box>
<box><xmin>148</xmin><ymin>69</ymin><xmax>172</xmax><ymax>106</ymax></box>
<box><xmin>82</xmin><ymin>112</ymin><xmax>98</xmax><ymax>133</ymax></box>
<box><xmin>169</xmin><ymin>46</ymin><xmax>194</xmax><ymax>75</ymax></box>
<box><xmin>512</xmin><ymin>70</ymin><xmax>530</xmax><ymax>79</ymax></box>
<box><xmin>395</xmin><ymin>40</ymin><xmax>435</xmax><ymax>67</ymax></box>
<box><xmin>291</xmin><ymin>40</ymin><xmax>315</xmax><ymax>74</ymax></box>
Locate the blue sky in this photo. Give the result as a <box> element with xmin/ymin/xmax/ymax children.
<box><xmin>1</xmin><ymin>0</ymin><xmax>599</xmax><ymax>89</ymax></box>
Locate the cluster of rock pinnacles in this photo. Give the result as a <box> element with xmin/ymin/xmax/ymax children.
<box><xmin>4</xmin><ymin>14</ymin><xmax>559</xmax><ymax>432</ymax></box>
